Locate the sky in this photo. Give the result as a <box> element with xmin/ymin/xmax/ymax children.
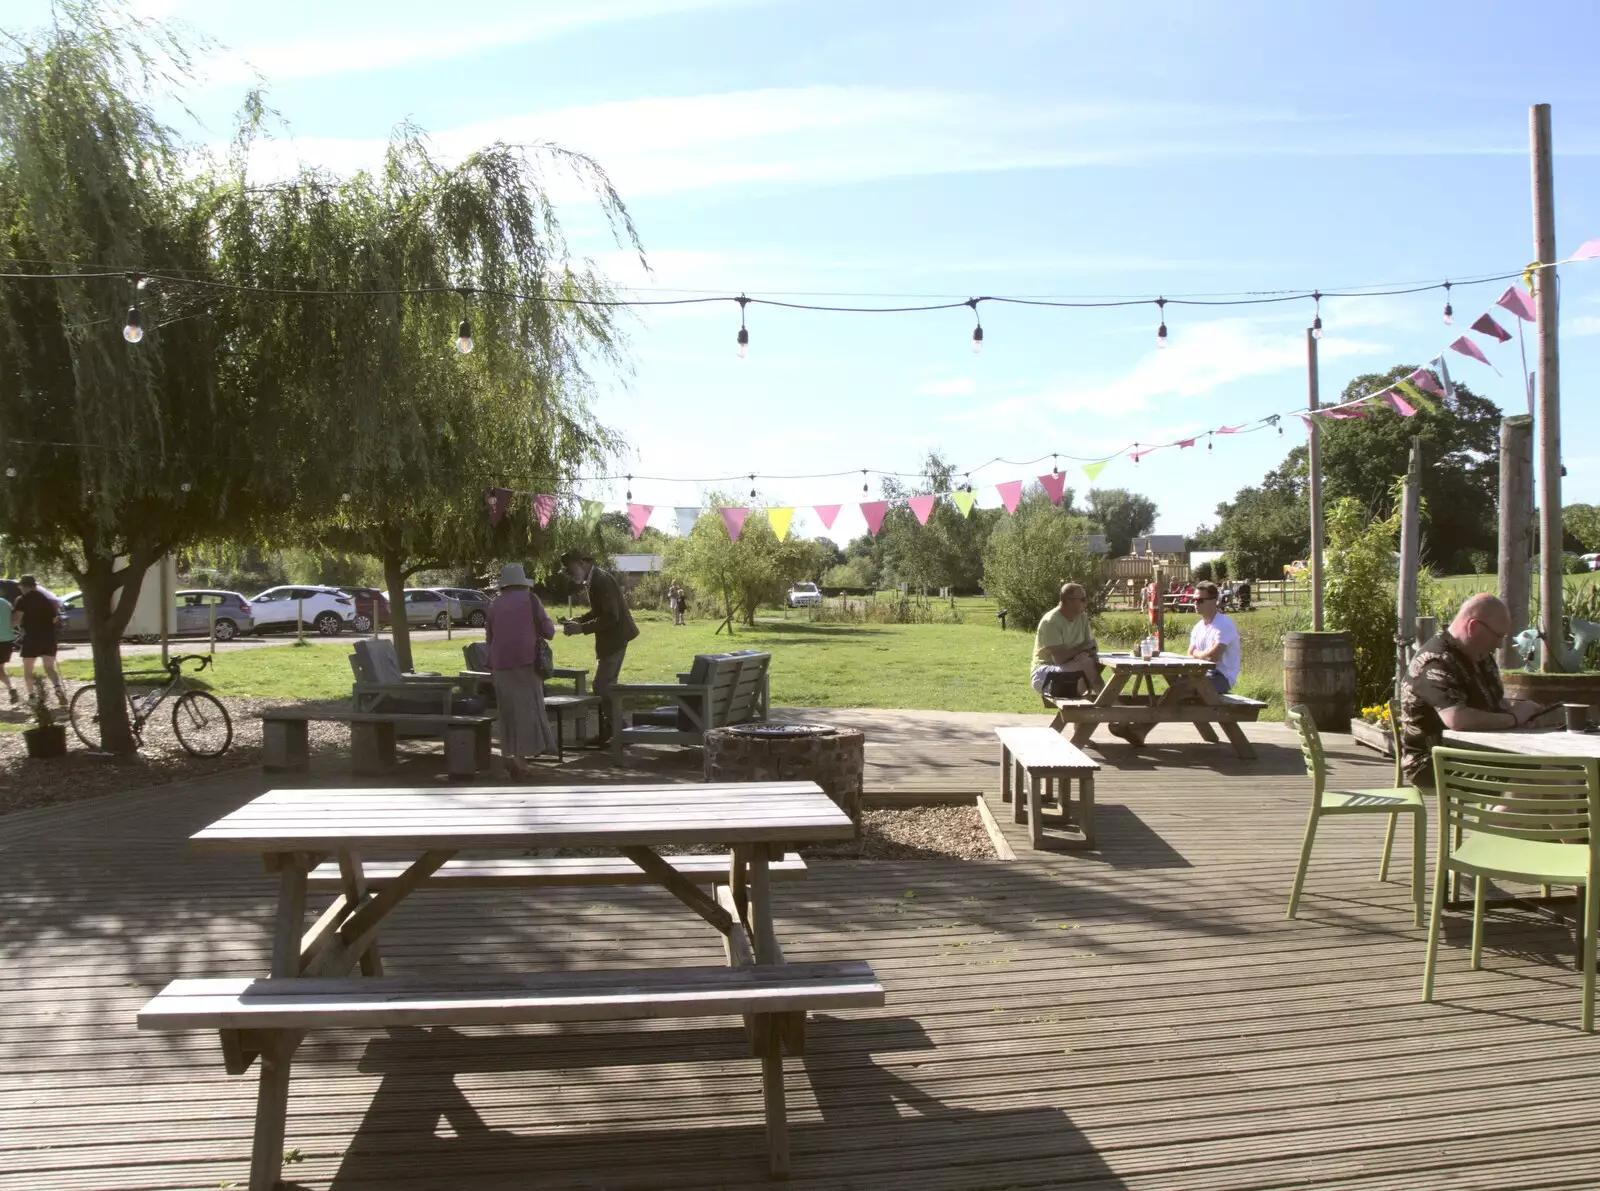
<box><xmin>6</xmin><ymin>0</ymin><xmax>1600</xmax><ymax>544</ymax></box>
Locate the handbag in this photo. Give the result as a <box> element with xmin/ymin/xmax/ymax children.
<box><xmin>529</xmin><ymin>594</ymin><xmax>554</xmax><ymax>677</ymax></box>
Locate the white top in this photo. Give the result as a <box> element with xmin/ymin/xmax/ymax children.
<box><xmin>1189</xmin><ymin>613</ymin><xmax>1241</xmax><ymax>684</ymax></box>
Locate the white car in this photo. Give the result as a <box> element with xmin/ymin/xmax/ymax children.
<box><xmin>786</xmin><ymin>582</ymin><xmax>822</xmax><ymax>608</ymax></box>
<box><xmin>248</xmin><ymin>585</ymin><xmax>356</xmax><ymax>635</ymax></box>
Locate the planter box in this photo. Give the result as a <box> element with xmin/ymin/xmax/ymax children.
<box><xmin>1350</xmin><ymin>719</ymin><xmax>1393</xmax><ymax>757</ymax></box>
<box><xmin>1501</xmin><ymin>671</ymin><xmax>1600</xmax><ymax>712</ymax></box>
<box><xmin>23</xmin><ymin>724</ymin><xmax>68</xmax><ymax>759</ymax></box>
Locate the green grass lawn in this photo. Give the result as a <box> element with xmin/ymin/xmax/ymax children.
<box><xmin>53</xmin><ymin>601</ymin><xmax>1298</xmax><ymax>719</ymax></box>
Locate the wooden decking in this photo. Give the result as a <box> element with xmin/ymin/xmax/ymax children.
<box><xmin>5</xmin><ymin>710</ymin><xmax>1600</xmax><ymax>1189</ymax></box>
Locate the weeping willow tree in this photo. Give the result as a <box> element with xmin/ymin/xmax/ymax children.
<box><xmin>0</xmin><ymin>7</ymin><xmax>298</xmax><ymax>752</ymax></box>
<box><xmin>217</xmin><ymin>128</ymin><xmax>638</xmax><ymax>667</ymax></box>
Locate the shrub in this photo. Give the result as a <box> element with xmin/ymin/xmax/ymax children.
<box><xmin>1563</xmin><ymin>552</ymin><xmax>1589</xmax><ymax>575</ymax></box>
<box><xmin>982</xmin><ymin>493</ymin><xmax>1102</xmax><ymax>628</ymax></box>
<box><xmin>1324</xmin><ymin>496</ymin><xmax>1399</xmax><ymax>706</ymax></box>
<box><xmin>1465</xmin><ymin>549</ymin><xmax>1494</xmax><ymax>575</ymax></box>
<box><xmin>823</xmin><ymin>562</ymin><xmax>872</xmax><ymax>590</ymax></box>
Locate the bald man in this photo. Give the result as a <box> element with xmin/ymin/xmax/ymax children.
<box><xmin>1400</xmin><ymin>594</ymin><xmax>1541</xmax><ymax>785</ymax></box>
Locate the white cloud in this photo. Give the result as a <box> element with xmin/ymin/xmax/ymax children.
<box><xmin>1570</xmin><ymin>315</ymin><xmax>1600</xmax><ymax>337</ymax></box>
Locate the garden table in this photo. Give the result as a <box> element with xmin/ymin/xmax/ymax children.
<box><xmin>1046</xmin><ymin>652</ymin><xmax>1264</xmax><ymax>759</ymax></box>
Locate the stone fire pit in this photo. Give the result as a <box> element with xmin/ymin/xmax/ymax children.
<box><xmin>704</xmin><ymin>723</ymin><xmax>865</xmax><ymax>836</ymax></box>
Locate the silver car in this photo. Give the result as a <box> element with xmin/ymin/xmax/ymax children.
<box><xmin>401</xmin><ymin>588</ymin><xmax>455</xmax><ymax>629</ymax></box>
<box><xmin>175</xmin><ymin>590</ymin><xmax>256</xmax><ymax>641</ymax></box>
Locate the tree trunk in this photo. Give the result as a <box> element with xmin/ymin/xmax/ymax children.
<box><xmin>383</xmin><ymin>551</ymin><xmax>413</xmax><ymax>671</ymax></box>
<box><xmin>78</xmin><ymin>549</ymin><xmax>151</xmax><ymax>755</ymax></box>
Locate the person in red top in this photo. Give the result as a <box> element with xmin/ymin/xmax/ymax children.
<box><xmin>484</xmin><ymin>563</ymin><xmax>557</xmax><ymax>780</ymax></box>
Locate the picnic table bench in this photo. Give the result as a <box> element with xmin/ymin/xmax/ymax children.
<box><xmin>136</xmin><ymin>782</ymin><xmax>880</xmax><ymax>1187</ymax></box>
<box><xmin>1045</xmin><ymin>653</ymin><xmax>1266</xmax><ymax>760</ymax></box>
<box><xmin>260</xmin><ymin>709</ymin><xmax>493</xmax><ymax>777</ymax></box>
<box><xmin>996</xmin><ymin>726</ymin><xmax>1101</xmax><ymax>850</ymax></box>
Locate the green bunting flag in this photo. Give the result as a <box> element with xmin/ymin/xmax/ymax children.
<box><xmin>1082</xmin><ymin>460</ymin><xmax>1108</xmax><ymax>483</ymax></box>
<box><xmin>580</xmin><ymin>498</ymin><xmax>605</xmax><ymax>529</ymax></box>
<box><xmin>951</xmin><ymin>489</ymin><xmax>977</xmax><ymax>518</ymax></box>
<box><xmin>1393</xmin><ymin>379</ymin><xmax>1436</xmax><ymax>412</ymax></box>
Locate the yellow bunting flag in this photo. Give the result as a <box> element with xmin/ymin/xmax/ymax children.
<box><xmin>1393</xmin><ymin>378</ymin><xmax>1436</xmax><ymax>412</ymax></box>
<box><xmin>951</xmin><ymin>489</ymin><xmax>977</xmax><ymax>518</ymax></box>
<box><xmin>767</xmin><ymin>507</ymin><xmax>794</xmax><ymax>541</ymax></box>
<box><xmin>1082</xmin><ymin>460</ymin><xmax>1108</xmax><ymax>483</ymax></box>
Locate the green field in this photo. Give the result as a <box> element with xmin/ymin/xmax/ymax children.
<box><xmin>54</xmin><ymin>601</ymin><xmax>1301</xmax><ymax>719</ymax></box>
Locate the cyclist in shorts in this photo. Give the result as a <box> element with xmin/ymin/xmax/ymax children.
<box><xmin>12</xmin><ymin>575</ymin><xmax>67</xmax><ymax>706</ymax></box>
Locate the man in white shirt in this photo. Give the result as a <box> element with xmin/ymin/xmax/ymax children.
<box><xmin>1186</xmin><ymin>580</ymin><xmax>1241</xmax><ymax>695</ymax></box>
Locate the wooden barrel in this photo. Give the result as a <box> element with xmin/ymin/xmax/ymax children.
<box><xmin>1283</xmin><ymin>631</ymin><xmax>1357</xmax><ymax>732</ymax></box>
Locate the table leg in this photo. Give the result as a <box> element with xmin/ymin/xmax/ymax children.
<box><xmin>1028</xmin><ymin>772</ymin><xmax>1045</xmax><ymax>850</ymax></box>
<box><xmin>270</xmin><ymin>853</ymin><xmax>310</xmax><ymax>977</ymax></box>
<box><xmin>749</xmin><ymin>845</ymin><xmax>779</xmax><ymax>964</ymax></box>
<box><xmin>1190</xmin><ymin>675</ymin><xmax>1257</xmax><ymax>759</ymax></box>
<box><xmin>1079</xmin><ymin>774</ymin><xmax>1097</xmax><ymax>849</ymax></box>
<box><xmin>553</xmin><ymin>705</ymin><xmax>566</xmax><ymax>762</ymax></box>
<box><xmin>338</xmin><ymin>851</ymin><xmax>383</xmax><ymax>976</ymax></box>
<box><xmin>1012</xmin><ymin>756</ymin><xmax>1026</xmax><ymax>825</ymax></box>
<box><xmin>1000</xmin><ymin>742</ymin><xmax>1012</xmax><ymax>805</ymax></box>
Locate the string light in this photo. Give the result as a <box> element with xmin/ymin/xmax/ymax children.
<box><xmin>1052</xmin><ymin>454</ymin><xmax>1059</xmax><ymax>475</ymax></box>
<box><xmin>1310</xmin><ymin>291</ymin><xmax>1323</xmax><ymax>339</ymax></box>
<box><xmin>1132</xmin><ymin>441</ymin><xmax>1141</xmax><ymax>463</ymax></box>
<box><xmin>1207</xmin><ymin>433</ymin><xmax>1213</xmax><ymax>452</ymax></box>
<box><xmin>179</xmin><ymin>481</ymin><xmax>191</xmax><ymax>493</ymax></box>
<box><xmin>967</xmin><ymin>297</ymin><xmax>983</xmax><ymax>353</ymax></box>
<box><xmin>735</xmin><ymin>293</ymin><xmax>749</xmax><ymax>358</ymax></box>
<box><xmin>3</xmin><ymin>467</ymin><xmax>14</xmax><ymax>478</ymax></box>
<box><xmin>625</xmin><ymin>474</ymin><xmax>632</xmax><ymax>501</ymax></box>
<box><xmin>861</xmin><ymin>469</ymin><xmax>868</xmax><ymax>496</ymax></box>
<box><xmin>1443</xmin><ymin>280</ymin><xmax>1453</xmax><ymax>325</ymax></box>
<box><xmin>1155</xmin><ymin>298</ymin><xmax>1168</xmax><ymax>349</ymax></box>
<box><xmin>455</xmin><ymin>319</ymin><xmax>473</xmax><ymax>355</ymax></box>
<box><xmin>122</xmin><ymin>305</ymin><xmax>144</xmax><ymax>344</ymax></box>
<box><xmin>749</xmin><ymin>473</ymin><xmax>757</xmax><ymax>500</ymax></box>
<box><xmin>340</xmin><ymin>492</ymin><xmax>351</xmax><ymax>502</ymax></box>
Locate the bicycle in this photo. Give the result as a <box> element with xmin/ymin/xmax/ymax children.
<box><xmin>68</xmin><ymin>653</ymin><xmax>233</xmax><ymax>757</ymax></box>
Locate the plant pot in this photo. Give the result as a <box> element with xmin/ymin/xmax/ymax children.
<box><xmin>22</xmin><ymin>724</ymin><xmax>68</xmax><ymax>759</ymax></box>
<box><xmin>1500</xmin><ymin>671</ymin><xmax>1600</xmax><ymax>713</ymax></box>
<box><xmin>1350</xmin><ymin>719</ymin><xmax>1393</xmax><ymax>757</ymax></box>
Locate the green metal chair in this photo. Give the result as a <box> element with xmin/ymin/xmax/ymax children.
<box><xmin>1286</xmin><ymin>702</ymin><xmax>1426</xmax><ymax>925</ymax></box>
<box><xmin>1422</xmin><ymin>747</ymin><xmax>1599</xmax><ymax>1032</ymax></box>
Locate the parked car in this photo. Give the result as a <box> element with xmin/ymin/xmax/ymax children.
<box><xmin>435</xmin><ymin>586</ymin><xmax>491</xmax><ymax>627</ymax></box>
<box><xmin>1583</xmin><ymin>553</ymin><xmax>1600</xmax><ymax>573</ymax></box>
<box><xmin>401</xmin><ymin>587</ymin><xmax>454</xmax><ymax>630</ymax></box>
<box><xmin>338</xmin><ymin>586</ymin><xmax>392</xmax><ymax>632</ymax></box>
<box><xmin>56</xmin><ymin>590</ymin><xmax>90</xmax><ymax>640</ymax></box>
<box><xmin>175</xmin><ymin>590</ymin><xmax>255</xmax><ymax>640</ymax></box>
<box><xmin>248</xmin><ymin>585</ymin><xmax>355</xmax><ymax>635</ymax></box>
<box><xmin>786</xmin><ymin>581</ymin><xmax>822</xmax><ymax>608</ymax></box>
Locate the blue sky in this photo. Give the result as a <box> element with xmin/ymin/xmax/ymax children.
<box><xmin>9</xmin><ymin>0</ymin><xmax>1600</xmax><ymax>542</ymax></box>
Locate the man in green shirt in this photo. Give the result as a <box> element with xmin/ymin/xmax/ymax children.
<box><xmin>1031</xmin><ymin>582</ymin><xmax>1101</xmax><ymax>698</ymax></box>
<box><xmin>0</xmin><ymin>592</ymin><xmax>15</xmax><ymax>703</ymax></box>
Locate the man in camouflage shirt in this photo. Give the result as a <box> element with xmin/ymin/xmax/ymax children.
<box><xmin>1401</xmin><ymin>593</ymin><xmax>1541</xmax><ymax>785</ymax></box>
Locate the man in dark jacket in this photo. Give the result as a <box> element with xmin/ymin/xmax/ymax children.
<box><xmin>560</xmin><ymin>549</ymin><xmax>640</xmax><ymax>744</ymax></box>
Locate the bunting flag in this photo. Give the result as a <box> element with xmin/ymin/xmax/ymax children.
<box><xmin>860</xmin><ymin>500</ymin><xmax>890</xmax><ymax>536</ymax></box>
<box><xmin>1038</xmin><ymin>472</ymin><xmax>1067</xmax><ymax>506</ymax></box>
<box><xmin>1215</xmin><ymin>425</ymin><xmax>1244</xmax><ymax>434</ymax></box>
<box><xmin>1408</xmin><ymin>368</ymin><xmax>1445</xmax><ymax>397</ymax></box>
<box><xmin>767</xmin><ymin>506</ymin><xmax>794</xmax><ymax>541</ymax></box>
<box><xmin>908</xmin><ymin>494</ymin><xmax>937</xmax><ymax>525</ymax></box>
<box><xmin>1082</xmin><ymin>460</ymin><xmax>1108</xmax><ymax>483</ymax></box>
<box><xmin>485</xmin><ymin>487</ymin><xmax>513</xmax><ymax>526</ymax></box>
<box><xmin>1177</xmin><ymin>438</ymin><xmax>1196</xmax><ymax>449</ymax></box>
<box><xmin>1574</xmin><ymin>238</ymin><xmax>1600</xmax><ymax>261</ymax></box>
<box><xmin>951</xmin><ymin>489</ymin><xmax>977</xmax><ymax>518</ymax></box>
<box><xmin>995</xmin><ymin>480</ymin><xmax>1023</xmax><ymax>513</ymax></box>
<box><xmin>675</xmin><ymin>506</ymin><xmax>702</xmax><ymax>538</ymax></box>
<box><xmin>1449</xmin><ymin>335</ymin><xmax>1493</xmax><ymax>366</ymax></box>
<box><xmin>720</xmin><ymin>507</ymin><xmax>749</xmax><ymax>542</ymax></box>
<box><xmin>1496</xmin><ymin>284</ymin><xmax>1536</xmax><ymax>322</ymax></box>
<box><xmin>814</xmin><ymin>504</ymin><xmax>841</xmax><ymax>530</ymax></box>
<box><xmin>1383</xmin><ymin>388</ymin><xmax>1418</xmax><ymax>417</ymax></box>
<box><xmin>1393</xmin><ymin>379</ymin><xmax>1432</xmax><ymax>411</ymax></box>
<box><xmin>532</xmin><ymin>492</ymin><xmax>556</xmax><ymax>529</ymax></box>
<box><xmin>626</xmin><ymin>503</ymin><xmax>653</xmax><ymax>539</ymax></box>
<box><xmin>1322</xmin><ymin>404</ymin><xmax>1369</xmax><ymax>419</ymax></box>
<box><xmin>1471</xmin><ymin>312</ymin><xmax>1512</xmax><ymax>343</ymax></box>
<box><xmin>1433</xmin><ymin>355</ymin><xmax>1456</xmax><ymax>399</ymax></box>
<box><xmin>580</xmin><ymin>498</ymin><xmax>605</xmax><ymax>530</ymax></box>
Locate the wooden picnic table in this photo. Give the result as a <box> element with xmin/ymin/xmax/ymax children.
<box><xmin>1046</xmin><ymin>652</ymin><xmax>1264</xmax><ymax>759</ymax></box>
<box><xmin>140</xmin><ymin>782</ymin><xmax>879</xmax><ymax>1186</ymax></box>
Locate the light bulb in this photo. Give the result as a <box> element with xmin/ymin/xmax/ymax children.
<box><xmin>1443</xmin><ymin>282</ymin><xmax>1453</xmax><ymax>325</ymax></box>
<box><xmin>4</xmin><ymin>467</ymin><xmax>14</xmax><ymax>478</ymax></box>
<box><xmin>1312</xmin><ymin>315</ymin><xmax>1323</xmax><ymax>340</ymax></box>
<box><xmin>1155</xmin><ymin>297</ymin><xmax>1168</xmax><ymax>349</ymax></box>
<box><xmin>1310</xmin><ymin>291</ymin><xmax>1323</xmax><ymax>339</ymax></box>
<box><xmin>1156</xmin><ymin>323</ymin><xmax>1168</xmax><ymax>349</ymax></box>
<box><xmin>971</xmin><ymin>324</ymin><xmax>983</xmax><ymax>354</ymax></box>
<box><xmin>123</xmin><ymin>306</ymin><xmax>144</xmax><ymax>344</ymax></box>
<box><xmin>340</xmin><ymin>492</ymin><xmax>351</xmax><ymax>502</ymax></box>
<box><xmin>456</xmin><ymin>319</ymin><xmax>473</xmax><ymax>355</ymax></box>
<box><xmin>180</xmin><ymin>481</ymin><xmax>191</xmax><ymax>493</ymax></box>
<box><xmin>736</xmin><ymin>326</ymin><xmax>748</xmax><ymax>358</ymax></box>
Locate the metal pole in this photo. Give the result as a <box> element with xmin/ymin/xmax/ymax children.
<box><xmin>1531</xmin><ymin>103</ymin><xmax>1564</xmax><ymax>671</ymax></box>
<box><xmin>1497</xmin><ymin>414</ymin><xmax>1535</xmax><ymax>669</ymax></box>
<box><xmin>208</xmin><ymin>602</ymin><xmax>216</xmax><ymax>658</ymax></box>
<box><xmin>159</xmin><ymin>555</ymin><xmax>171</xmax><ymax>670</ymax></box>
<box><xmin>1395</xmin><ymin>439</ymin><xmax>1422</xmax><ymax>698</ymax></box>
<box><xmin>296</xmin><ymin>597</ymin><xmax>304</xmax><ymax>645</ymax></box>
<box><xmin>1306</xmin><ymin>328</ymin><xmax>1325</xmax><ymax>631</ymax></box>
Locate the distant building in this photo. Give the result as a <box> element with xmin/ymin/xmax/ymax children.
<box><xmin>1130</xmin><ymin>535</ymin><xmax>1186</xmax><ymax>558</ymax></box>
<box><xmin>1087</xmin><ymin>534</ymin><xmax>1109</xmax><ymax>556</ymax></box>
<box><xmin>612</xmin><ymin>553</ymin><xmax>662</xmax><ymax>590</ymax></box>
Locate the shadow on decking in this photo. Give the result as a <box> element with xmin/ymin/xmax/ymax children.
<box><xmin>315</xmin><ymin>1015</ymin><xmax>1122</xmax><ymax>1190</ymax></box>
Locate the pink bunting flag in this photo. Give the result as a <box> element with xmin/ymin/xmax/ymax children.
<box><xmin>1177</xmin><ymin>438</ymin><xmax>1196</xmax><ymax>449</ymax></box>
<box><xmin>860</xmin><ymin>501</ymin><xmax>889</xmax><ymax>536</ymax></box>
<box><xmin>813</xmin><ymin>504</ymin><xmax>841</xmax><ymax>530</ymax></box>
<box><xmin>1470</xmin><ymin>312</ymin><xmax>1512</xmax><ymax>343</ymax></box>
<box><xmin>1496</xmin><ymin>285</ymin><xmax>1536</xmax><ymax>322</ymax></box>
<box><xmin>1214</xmin><ymin>424</ymin><xmax>1245</xmax><ymax>435</ymax></box>
<box><xmin>531</xmin><ymin>493</ymin><xmax>556</xmax><ymax>529</ymax></box>
<box><xmin>1321</xmin><ymin>404</ymin><xmax>1369</xmax><ymax>419</ymax></box>
<box><xmin>1382</xmin><ymin>389</ymin><xmax>1418</xmax><ymax>417</ymax></box>
<box><xmin>1408</xmin><ymin>368</ymin><xmax>1445</xmax><ymax>397</ymax></box>
<box><xmin>485</xmin><ymin>488</ymin><xmax>513</xmax><ymax>527</ymax></box>
<box><xmin>908</xmin><ymin>494</ymin><xmax>937</xmax><ymax>525</ymax></box>
<box><xmin>720</xmin><ymin>507</ymin><xmax>749</xmax><ymax>542</ymax></box>
<box><xmin>1299</xmin><ymin>414</ymin><xmax>1314</xmax><ymax>430</ymax></box>
<box><xmin>626</xmin><ymin>503</ymin><xmax>653</xmax><ymax>539</ymax></box>
<box><xmin>1573</xmin><ymin>238</ymin><xmax>1600</xmax><ymax>261</ymax></box>
<box><xmin>1037</xmin><ymin>472</ymin><xmax>1067</xmax><ymax>506</ymax></box>
<box><xmin>995</xmin><ymin>480</ymin><xmax>1023</xmax><ymax>513</ymax></box>
<box><xmin>1449</xmin><ymin>335</ymin><xmax>1492</xmax><ymax>366</ymax></box>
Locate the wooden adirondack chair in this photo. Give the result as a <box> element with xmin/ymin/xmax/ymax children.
<box><xmin>606</xmin><ymin>651</ymin><xmax>771</xmax><ymax>759</ymax></box>
<box><xmin>349</xmin><ymin>639</ymin><xmax>483</xmax><ymax>722</ymax></box>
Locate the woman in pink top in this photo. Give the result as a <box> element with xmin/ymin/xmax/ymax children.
<box><xmin>484</xmin><ymin>563</ymin><xmax>556</xmax><ymax>779</ymax></box>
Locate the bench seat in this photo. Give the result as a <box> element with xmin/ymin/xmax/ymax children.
<box><xmin>138</xmin><ymin>960</ymin><xmax>883</xmax><ymax>1185</ymax></box>
<box><xmin>307</xmin><ymin>852</ymin><xmax>807</xmax><ymax>890</ymax></box>
<box><xmin>996</xmin><ymin>727</ymin><xmax>1100</xmax><ymax>851</ymax></box>
<box><xmin>260</xmin><ymin>710</ymin><xmax>494</xmax><ymax>778</ymax></box>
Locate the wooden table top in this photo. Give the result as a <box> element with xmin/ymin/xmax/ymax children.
<box><xmin>1441</xmin><ymin>728</ymin><xmax>1600</xmax><ymax>759</ymax></box>
<box><xmin>1100</xmin><ymin>653</ymin><xmax>1209</xmax><ymax>673</ymax></box>
<box><xmin>191</xmin><ymin>782</ymin><xmax>855</xmax><ymax>852</ymax></box>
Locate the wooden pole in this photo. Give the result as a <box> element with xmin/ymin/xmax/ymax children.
<box><xmin>158</xmin><ymin>555</ymin><xmax>171</xmax><ymax>670</ymax></box>
<box><xmin>1395</xmin><ymin>438</ymin><xmax>1422</xmax><ymax>698</ymax></box>
<box><xmin>1531</xmin><ymin>103</ymin><xmax>1564</xmax><ymax>672</ymax></box>
<box><xmin>1497</xmin><ymin>414</ymin><xmax>1535</xmax><ymax>670</ymax></box>
<box><xmin>1153</xmin><ymin>564</ymin><xmax>1165</xmax><ymax>653</ymax></box>
<box><xmin>1306</xmin><ymin>328</ymin><xmax>1325</xmax><ymax>631</ymax></box>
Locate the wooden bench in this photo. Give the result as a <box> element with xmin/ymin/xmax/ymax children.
<box><xmin>996</xmin><ymin>726</ymin><xmax>1101</xmax><ymax>850</ymax></box>
<box><xmin>609</xmin><ymin>651</ymin><xmax>771</xmax><ymax>761</ymax></box>
<box><xmin>1046</xmin><ymin>688</ymin><xmax>1267</xmax><ymax>760</ymax></box>
<box><xmin>260</xmin><ymin>709</ymin><xmax>493</xmax><ymax>778</ymax></box>
<box><xmin>137</xmin><ymin>960</ymin><xmax>885</xmax><ymax>1187</ymax></box>
<box><xmin>306</xmin><ymin>851</ymin><xmax>808</xmax><ymax>890</ymax></box>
